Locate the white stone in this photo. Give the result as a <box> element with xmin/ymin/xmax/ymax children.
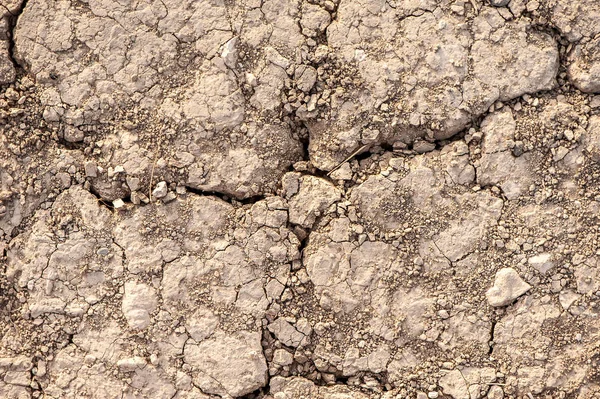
<box><xmin>486</xmin><ymin>268</ymin><xmax>531</xmax><ymax>307</ymax></box>
<box><xmin>152</xmin><ymin>181</ymin><xmax>168</xmax><ymax>199</ymax></box>
<box><xmin>113</xmin><ymin>198</ymin><xmax>125</xmax><ymax>209</ymax></box>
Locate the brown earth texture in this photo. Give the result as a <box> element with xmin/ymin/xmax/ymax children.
<box><xmin>2</xmin><ymin>0</ymin><xmax>600</xmax><ymax>398</ymax></box>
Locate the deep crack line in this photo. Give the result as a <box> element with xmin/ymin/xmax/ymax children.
<box><xmin>488</xmin><ymin>318</ymin><xmax>497</xmax><ymax>355</ymax></box>
<box><xmin>6</xmin><ymin>0</ymin><xmax>29</xmax><ymax>71</ymax></box>
<box><xmin>180</xmin><ymin>184</ymin><xmax>267</xmax><ymax>206</ymax></box>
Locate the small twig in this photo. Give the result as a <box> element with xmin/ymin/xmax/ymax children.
<box><xmin>327</xmin><ymin>144</ymin><xmax>370</xmax><ymax>176</ymax></box>
<box><xmin>96</xmin><ymin>198</ymin><xmax>112</xmax><ymax>208</ymax></box>
<box><xmin>148</xmin><ymin>151</ymin><xmax>158</xmax><ymax>203</ymax></box>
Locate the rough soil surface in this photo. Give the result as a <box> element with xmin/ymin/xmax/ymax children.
<box><xmin>2</xmin><ymin>0</ymin><xmax>600</xmax><ymax>398</ymax></box>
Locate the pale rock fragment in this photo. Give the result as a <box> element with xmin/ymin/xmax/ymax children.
<box><xmin>440</xmin><ymin>367</ymin><xmax>497</xmax><ymax>399</ymax></box>
<box><xmin>441</xmin><ymin>141</ymin><xmax>475</xmax><ymax>185</ymax></box>
<box><xmin>413</xmin><ymin>140</ymin><xmax>436</xmax><ymax>154</ymax></box>
<box><xmin>439</xmin><ymin>369</ymin><xmax>469</xmax><ymax>399</ymax></box>
<box><xmin>350</xmin><ymin>174</ymin><xmax>412</xmax><ymax>231</ymax></box>
<box><xmin>392</xmin><ymin>287</ymin><xmax>435</xmax><ymax>337</ymax></box>
<box><xmin>438</xmin><ymin>311</ymin><xmax>491</xmax><ymax>354</ymax></box>
<box><xmin>266</xmin><ymin>47</ymin><xmax>291</xmax><ymax>69</ymax></box>
<box><xmin>341</xmin><ymin>347</ymin><xmax>367</xmax><ymax>376</ymax></box>
<box><xmin>329</xmin><ymin>162</ymin><xmax>353</xmax><ymax>180</ymax></box>
<box><xmin>432</xmin><ymin>191</ymin><xmax>503</xmax><ymax>263</ymax></box>
<box><xmin>122</xmin><ymin>280</ymin><xmax>158</xmax><ymax>330</ymax></box>
<box><xmin>184</xmin><ymin>124</ymin><xmax>303</xmax><ymax>199</ymax></box>
<box><xmin>471</xmin><ymin>18</ymin><xmax>558</xmax><ymax>102</ymax></box>
<box><xmin>553</xmin><ymin>146</ymin><xmax>570</xmax><ymax>162</ymax></box>
<box><xmin>287</xmin><ymin>174</ymin><xmax>341</xmax><ymax>228</ymax></box>
<box><xmin>220</xmin><ymin>37</ymin><xmax>238</xmax><ymax>69</ymax></box>
<box><xmin>272</xmin><ymin>349</ymin><xmax>294</xmax><ymax>366</ymax></box>
<box><xmin>477</xmin><ymin>110</ymin><xmax>533</xmax><ymax>199</ymax></box>
<box><xmin>184</xmin><ymin>331</ymin><xmax>267</xmax><ymax>397</ymax></box>
<box><xmin>575</xmin><ymin>260</ymin><xmax>599</xmax><ymax>294</ymax></box>
<box><xmin>559</xmin><ymin>290</ymin><xmax>581</xmax><ymax>310</ymax></box>
<box><xmin>117</xmin><ymin>357</ymin><xmax>147</xmax><ymax>371</ymax></box>
<box><xmin>326</xmin><ymin>217</ymin><xmax>353</xmax><ymax>243</ymax></box>
<box><xmin>112</xmin><ymin>198</ymin><xmax>125</xmax><ymax>209</ymax></box>
<box><xmin>487</xmin><ymin>385</ymin><xmax>504</xmax><ymax>399</ymax></box>
<box><xmin>29</xmin><ymin>298</ymin><xmax>66</xmax><ymax>318</ymax></box>
<box><xmin>265</xmin><ymin>278</ymin><xmax>285</xmax><ymax>300</ymax></box>
<box><xmin>568</xmin><ymin>39</ymin><xmax>600</xmax><ymax>93</ymax></box>
<box><xmin>152</xmin><ymin>181</ymin><xmax>168</xmax><ymax>199</ymax></box>
<box><xmin>486</xmin><ymin>268</ymin><xmax>531</xmax><ymax>307</ymax></box>
<box><xmin>250</xmin><ymin>63</ymin><xmax>288</xmax><ymax>112</ymax></box>
<box><xmin>583</xmin><ymin>115</ymin><xmax>600</xmax><ymax>160</ymax></box>
<box><xmin>268</xmin><ymin>318</ymin><xmax>307</xmax><ymax>348</ymax></box>
<box><xmin>294</xmin><ymin>64</ymin><xmax>318</xmax><ymax>92</ymax></box>
<box><xmin>235</xmin><ymin>279</ymin><xmax>270</xmax><ymax>316</ymax></box>
<box><xmin>480</xmin><ymin>110</ymin><xmax>516</xmax><ymax>154</ymax></box>
<box><xmin>509</xmin><ymin>366</ymin><xmax>546</xmax><ymax>394</ymax></box>
<box><xmin>63</xmin><ymin>126</ymin><xmax>84</xmax><ymax>142</ymax></box>
<box><xmin>366</xmin><ymin>346</ymin><xmax>391</xmax><ymax>373</ymax></box>
<box><xmin>300</xmin><ymin>3</ymin><xmax>331</xmax><ymax>37</ymax></box>
<box><xmin>84</xmin><ymin>161</ymin><xmax>98</xmax><ymax>178</ymax></box>
<box><xmin>528</xmin><ymin>253</ymin><xmax>554</xmax><ymax>274</ymax></box>
<box><xmin>547</xmin><ymin>1</ymin><xmax>600</xmax><ymax>92</ymax></box>
<box><xmin>0</xmin><ymin>384</ymin><xmax>30</xmax><ymax>399</ymax></box>
<box><xmin>185</xmin><ymin>306</ymin><xmax>219</xmax><ymax>342</ymax></box>
<box><xmin>387</xmin><ymin>349</ymin><xmax>421</xmax><ymax>384</ymax></box>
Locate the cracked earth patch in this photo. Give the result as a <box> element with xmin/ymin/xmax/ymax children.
<box><xmin>3</xmin><ymin>0</ymin><xmax>600</xmax><ymax>398</ymax></box>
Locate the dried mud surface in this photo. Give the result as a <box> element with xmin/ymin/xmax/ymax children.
<box><xmin>2</xmin><ymin>0</ymin><xmax>600</xmax><ymax>398</ymax></box>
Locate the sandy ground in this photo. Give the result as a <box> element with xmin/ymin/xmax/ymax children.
<box><xmin>2</xmin><ymin>0</ymin><xmax>600</xmax><ymax>398</ymax></box>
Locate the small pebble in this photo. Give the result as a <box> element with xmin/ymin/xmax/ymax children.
<box><xmin>113</xmin><ymin>198</ymin><xmax>125</xmax><ymax>209</ymax></box>
<box><xmin>96</xmin><ymin>248</ymin><xmax>110</xmax><ymax>256</ymax></box>
<box><xmin>152</xmin><ymin>181</ymin><xmax>168</xmax><ymax>198</ymax></box>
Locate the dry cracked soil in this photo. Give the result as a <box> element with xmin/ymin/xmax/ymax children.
<box><xmin>2</xmin><ymin>0</ymin><xmax>600</xmax><ymax>398</ymax></box>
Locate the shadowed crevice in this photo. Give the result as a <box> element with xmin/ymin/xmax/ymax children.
<box><xmin>6</xmin><ymin>0</ymin><xmax>29</xmax><ymax>71</ymax></box>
